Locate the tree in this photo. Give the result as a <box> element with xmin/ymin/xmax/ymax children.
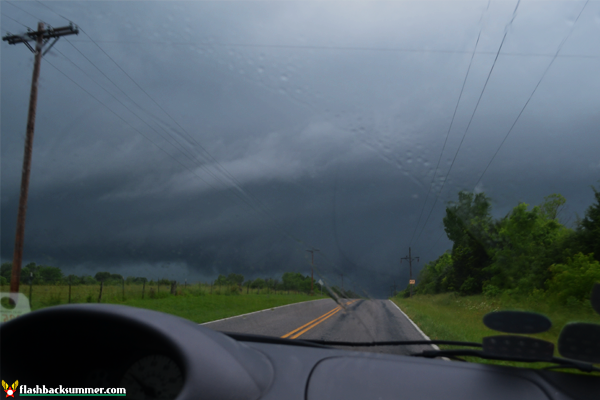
<box><xmin>575</xmin><ymin>186</ymin><xmax>600</xmax><ymax>262</ymax></box>
<box><xmin>547</xmin><ymin>253</ymin><xmax>600</xmax><ymax>304</ymax></box>
<box><xmin>94</xmin><ymin>272</ymin><xmax>111</xmax><ymax>282</ymax></box>
<box><xmin>38</xmin><ymin>266</ymin><xmax>64</xmax><ymax>284</ymax></box>
<box><xmin>215</xmin><ymin>274</ymin><xmax>229</xmax><ymax>286</ymax></box>
<box><xmin>252</xmin><ymin>278</ymin><xmax>266</xmax><ymax>289</ymax></box>
<box><xmin>442</xmin><ymin>191</ymin><xmax>493</xmax><ymax>294</ymax></box>
<box><xmin>227</xmin><ymin>273</ymin><xmax>244</xmax><ymax>286</ymax></box>
<box><xmin>443</xmin><ymin>191</ymin><xmax>492</xmax><ymax>246</ymax></box>
<box><xmin>1</xmin><ymin>263</ymin><xmax>12</xmax><ymax>282</ymax></box>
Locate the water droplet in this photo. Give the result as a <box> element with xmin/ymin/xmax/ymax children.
<box><xmin>280</xmin><ymin>75</ymin><xmax>289</xmax><ymax>82</ymax></box>
<box><xmin>257</xmin><ymin>67</ymin><xmax>264</xmax><ymax>74</ymax></box>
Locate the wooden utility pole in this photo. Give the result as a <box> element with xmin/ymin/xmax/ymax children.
<box><xmin>401</xmin><ymin>247</ymin><xmax>419</xmax><ymax>297</ymax></box>
<box><xmin>3</xmin><ymin>23</ymin><xmax>79</xmax><ymax>295</ymax></box>
<box><xmin>306</xmin><ymin>248</ymin><xmax>319</xmax><ymax>295</ymax></box>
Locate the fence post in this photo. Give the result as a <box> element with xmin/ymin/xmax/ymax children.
<box><xmin>142</xmin><ymin>281</ymin><xmax>145</xmax><ymax>299</ymax></box>
<box><xmin>98</xmin><ymin>281</ymin><xmax>103</xmax><ymax>303</ymax></box>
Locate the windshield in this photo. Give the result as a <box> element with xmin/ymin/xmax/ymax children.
<box><xmin>1</xmin><ymin>0</ymin><xmax>599</xmax><ymax>371</ymax></box>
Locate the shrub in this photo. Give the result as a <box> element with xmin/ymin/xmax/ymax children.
<box><xmin>546</xmin><ymin>253</ymin><xmax>600</xmax><ymax>304</ymax></box>
<box><xmin>482</xmin><ymin>283</ymin><xmax>501</xmax><ymax>297</ymax></box>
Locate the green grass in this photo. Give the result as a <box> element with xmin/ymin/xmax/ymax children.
<box><xmin>1</xmin><ymin>283</ymin><xmax>326</xmax><ymax>323</ymax></box>
<box><xmin>392</xmin><ymin>293</ymin><xmax>600</xmax><ymax>373</ymax></box>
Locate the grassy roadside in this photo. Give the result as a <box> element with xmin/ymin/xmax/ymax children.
<box><xmin>121</xmin><ymin>293</ymin><xmax>326</xmax><ymax>323</ymax></box>
<box><xmin>391</xmin><ymin>293</ymin><xmax>600</xmax><ymax>372</ymax></box>
<box><xmin>1</xmin><ymin>284</ymin><xmax>327</xmax><ymax>323</ymax></box>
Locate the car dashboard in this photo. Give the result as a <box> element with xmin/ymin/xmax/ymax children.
<box><xmin>1</xmin><ymin>304</ymin><xmax>599</xmax><ymax>400</ymax></box>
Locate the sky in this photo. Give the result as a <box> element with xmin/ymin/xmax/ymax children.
<box><xmin>1</xmin><ymin>1</ymin><xmax>599</xmax><ymax>297</ymax></box>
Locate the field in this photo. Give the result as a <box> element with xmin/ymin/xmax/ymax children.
<box><xmin>393</xmin><ymin>293</ymin><xmax>600</xmax><ymax>372</ymax></box>
<box><xmin>0</xmin><ymin>283</ymin><xmax>327</xmax><ymax>323</ymax></box>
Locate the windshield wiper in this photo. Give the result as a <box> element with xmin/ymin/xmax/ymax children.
<box><xmin>300</xmin><ymin>339</ymin><xmax>482</xmax><ymax>347</ymax></box>
<box><xmin>223</xmin><ymin>332</ymin><xmax>481</xmax><ymax>349</ymax></box>
<box><xmin>411</xmin><ymin>349</ymin><xmax>600</xmax><ymax>373</ymax></box>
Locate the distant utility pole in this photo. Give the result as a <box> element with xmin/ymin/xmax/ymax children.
<box><xmin>306</xmin><ymin>248</ymin><xmax>319</xmax><ymax>295</ymax></box>
<box><xmin>2</xmin><ymin>23</ymin><xmax>79</xmax><ymax>295</ymax></box>
<box><xmin>401</xmin><ymin>247</ymin><xmax>419</xmax><ymax>297</ymax></box>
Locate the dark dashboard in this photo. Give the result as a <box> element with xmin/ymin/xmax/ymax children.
<box><xmin>1</xmin><ymin>304</ymin><xmax>599</xmax><ymax>400</ymax></box>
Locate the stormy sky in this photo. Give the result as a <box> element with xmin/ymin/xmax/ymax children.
<box><xmin>1</xmin><ymin>1</ymin><xmax>599</xmax><ymax>297</ymax></box>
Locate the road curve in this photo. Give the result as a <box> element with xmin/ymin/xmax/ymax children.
<box><xmin>205</xmin><ymin>298</ymin><xmax>435</xmax><ymax>356</ymax></box>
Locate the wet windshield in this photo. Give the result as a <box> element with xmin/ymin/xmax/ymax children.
<box><xmin>1</xmin><ymin>1</ymin><xmax>599</xmax><ymax>371</ymax></box>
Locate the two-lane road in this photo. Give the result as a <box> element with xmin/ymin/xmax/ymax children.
<box><xmin>204</xmin><ymin>298</ymin><xmax>435</xmax><ymax>356</ymax></box>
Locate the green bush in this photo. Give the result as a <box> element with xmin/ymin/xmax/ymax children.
<box><xmin>546</xmin><ymin>253</ymin><xmax>600</xmax><ymax>304</ymax></box>
<box><xmin>482</xmin><ymin>283</ymin><xmax>501</xmax><ymax>297</ymax></box>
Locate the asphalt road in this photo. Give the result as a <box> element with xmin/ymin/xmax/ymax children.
<box><xmin>204</xmin><ymin>298</ymin><xmax>435</xmax><ymax>356</ymax></box>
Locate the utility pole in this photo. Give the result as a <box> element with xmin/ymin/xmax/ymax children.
<box><xmin>3</xmin><ymin>23</ymin><xmax>79</xmax><ymax>296</ymax></box>
<box><xmin>400</xmin><ymin>247</ymin><xmax>419</xmax><ymax>297</ymax></box>
<box><xmin>306</xmin><ymin>248</ymin><xmax>319</xmax><ymax>295</ymax></box>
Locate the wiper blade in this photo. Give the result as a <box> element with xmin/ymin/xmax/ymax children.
<box><xmin>301</xmin><ymin>339</ymin><xmax>482</xmax><ymax>348</ymax></box>
<box><xmin>224</xmin><ymin>332</ymin><xmax>481</xmax><ymax>348</ymax></box>
<box><xmin>412</xmin><ymin>349</ymin><xmax>600</xmax><ymax>373</ymax></box>
<box><xmin>222</xmin><ymin>332</ymin><xmax>331</xmax><ymax>348</ymax></box>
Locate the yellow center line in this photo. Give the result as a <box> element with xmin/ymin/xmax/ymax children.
<box><xmin>281</xmin><ymin>299</ymin><xmax>360</xmax><ymax>339</ymax></box>
<box><xmin>289</xmin><ymin>307</ymin><xmax>341</xmax><ymax>339</ymax></box>
<box><xmin>281</xmin><ymin>306</ymin><xmax>341</xmax><ymax>338</ymax></box>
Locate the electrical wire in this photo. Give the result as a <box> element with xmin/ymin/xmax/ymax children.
<box><xmin>473</xmin><ymin>0</ymin><xmax>590</xmax><ymax>187</ymax></box>
<box><xmin>412</xmin><ymin>0</ymin><xmax>522</xmax><ymax>246</ymax></box>
<box><xmin>409</xmin><ymin>1</ymin><xmax>489</xmax><ymax>248</ymax></box>
<box><xmin>1</xmin><ymin>12</ymin><xmax>31</xmax><ymax>29</ymax></box>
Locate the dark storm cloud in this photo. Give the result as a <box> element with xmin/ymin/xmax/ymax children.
<box><xmin>2</xmin><ymin>1</ymin><xmax>599</xmax><ymax>296</ymax></box>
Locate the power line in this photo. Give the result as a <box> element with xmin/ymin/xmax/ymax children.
<box><xmin>417</xmin><ymin>0</ymin><xmax>589</xmax><ymax>269</ymax></box>
<box><xmin>409</xmin><ymin>1</ymin><xmax>489</xmax><ymax>247</ymax></box>
<box><xmin>473</xmin><ymin>0</ymin><xmax>590</xmax><ymax>187</ymax></box>
<box><xmin>46</xmin><ymin>39</ymin><xmax>598</xmax><ymax>59</ymax></box>
<box><xmin>34</xmin><ymin>2</ymin><xmax>323</xmax><ymax>258</ymax></box>
<box><xmin>412</xmin><ymin>0</ymin><xmax>522</xmax><ymax>246</ymax></box>
<box><xmin>1</xmin><ymin>12</ymin><xmax>31</xmax><ymax>29</ymax></box>
<box><xmin>5</xmin><ymin>1</ymin><xmax>49</xmax><ymax>25</ymax></box>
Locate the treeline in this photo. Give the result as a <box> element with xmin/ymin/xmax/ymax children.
<box><xmin>0</xmin><ymin>264</ymin><xmax>151</xmax><ymax>286</ymax></box>
<box><xmin>411</xmin><ymin>187</ymin><xmax>600</xmax><ymax>305</ymax></box>
<box><xmin>0</xmin><ymin>265</ymin><xmax>322</xmax><ymax>295</ymax></box>
<box><xmin>217</xmin><ymin>272</ymin><xmax>319</xmax><ymax>294</ymax></box>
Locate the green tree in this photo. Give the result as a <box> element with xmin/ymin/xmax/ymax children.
<box><xmin>416</xmin><ymin>252</ymin><xmax>453</xmax><ymax>294</ymax></box>
<box><xmin>1</xmin><ymin>263</ymin><xmax>12</xmax><ymax>282</ymax></box>
<box><xmin>94</xmin><ymin>272</ymin><xmax>111</xmax><ymax>282</ymax></box>
<box><xmin>215</xmin><ymin>274</ymin><xmax>229</xmax><ymax>286</ymax></box>
<box><xmin>442</xmin><ymin>191</ymin><xmax>493</xmax><ymax>294</ymax></box>
<box><xmin>546</xmin><ymin>253</ymin><xmax>600</xmax><ymax>304</ymax></box>
<box><xmin>251</xmin><ymin>278</ymin><xmax>266</xmax><ymax>289</ymax></box>
<box><xmin>486</xmin><ymin>201</ymin><xmax>572</xmax><ymax>294</ymax></box>
<box><xmin>575</xmin><ymin>186</ymin><xmax>600</xmax><ymax>262</ymax></box>
<box><xmin>38</xmin><ymin>266</ymin><xmax>64</xmax><ymax>284</ymax></box>
<box><xmin>226</xmin><ymin>273</ymin><xmax>244</xmax><ymax>286</ymax></box>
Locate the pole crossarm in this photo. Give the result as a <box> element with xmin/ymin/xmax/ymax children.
<box><xmin>2</xmin><ymin>23</ymin><xmax>79</xmax><ymax>54</ymax></box>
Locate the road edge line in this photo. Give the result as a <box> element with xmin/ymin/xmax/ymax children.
<box><xmin>201</xmin><ymin>298</ymin><xmax>330</xmax><ymax>325</ymax></box>
<box><xmin>388</xmin><ymin>299</ymin><xmax>441</xmax><ymax>351</ymax></box>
